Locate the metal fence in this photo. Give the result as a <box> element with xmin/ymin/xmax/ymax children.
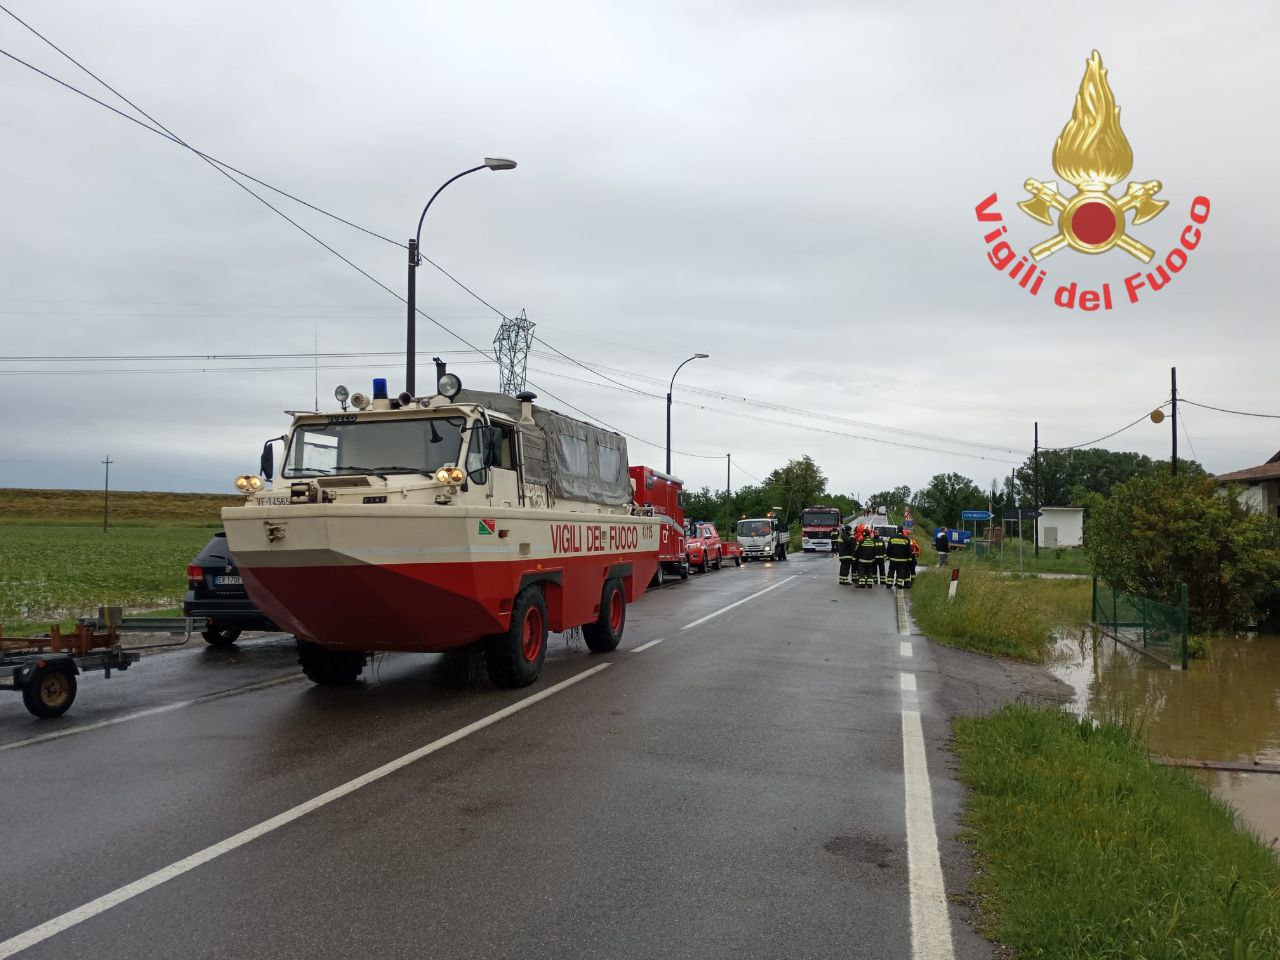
<box><xmin>1091</xmin><ymin>577</ymin><xmax>1189</xmax><ymax>670</ymax></box>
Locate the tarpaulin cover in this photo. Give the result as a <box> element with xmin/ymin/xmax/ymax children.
<box><xmin>457</xmin><ymin>390</ymin><xmax>632</xmax><ymax>506</ymax></box>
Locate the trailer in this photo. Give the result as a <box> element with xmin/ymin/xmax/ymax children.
<box><xmin>0</xmin><ymin>623</ymin><xmax>140</xmax><ymax>718</ymax></box>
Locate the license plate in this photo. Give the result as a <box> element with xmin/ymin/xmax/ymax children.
<box><xmin>214</xmin><ymin>575</ymin><xmax>242</xmax><ymax>586</ymax></box>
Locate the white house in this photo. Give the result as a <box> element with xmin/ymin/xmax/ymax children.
<box><xmin>1036</xmin><ymin>506</ymin><xmax>1084</xmax><ymax>549</ymax></box>
<box><xmin>1215</xmin><ymin>450</ymin><xmax>1280</xmax><ymax>518</ymax></box>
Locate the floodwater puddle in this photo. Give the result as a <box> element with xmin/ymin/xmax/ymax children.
<box><xmin>1050</xmin><ymin>629</ymin><xmax>1280</xmax><ymax>848</ymax></box>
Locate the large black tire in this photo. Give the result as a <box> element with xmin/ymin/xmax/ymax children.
<box><xmin>582</xmin><ymin>578</ymin><xmax>626</xmax><ymax>653</ymax></box>
<box><xmin>699</xmin><ymin>555</ymin><xmax>709</xmax><ymax>574</ymax></box>
<box><xmin>297</xmin><ymin>639</ymin><xmax>365</xmax><ymax>685</ymax></box>
<box><xmin>652</xmin><ymin>564</ymin><xmax>666</xmax><ymax>588</ymax></box>
<box><xmin>678</xmin><ymin>562</ymin><xmax>690</xmax><ymax>581</ymax></box>
<box><xmin>484</xmin><ymin>585</ymin><xmax>548</xmax><ymax>688</ymax></box>
<box><xmin>202</xmin><ymin>624</ymin><xmax>242</xmax><ymax>647</ymax></box>
<box><xmin>22</xmin><ymin>666</ymin><xmax>77</xmax><ymax>718</ymax></box>
<box><xmin>711</xmin><ymin>552</ymin><xmax>722</xmax><ymax>571</ymax></box>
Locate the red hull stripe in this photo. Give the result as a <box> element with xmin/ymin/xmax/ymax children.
<box><xmin>240</xmin><ymin>551</ymin><xmax>658</xmax><ymax>652</ymax></box>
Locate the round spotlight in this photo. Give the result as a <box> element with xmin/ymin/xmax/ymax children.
<box><xmin>434</xmin><ymin>467</ymin><xmax>451</xmax><ymax>484</ymax></box>
<box><xmin>351</xmin><ymin>392</ymin><xmax>370</xmax><ymax>411</ymax></box>
<box><xmin>334</xmin><ymin>385</ymin><xmax>349</xmax><ymax>404</ymax></box>
<box><xmin>248</xmin><ymin>475</ymin><xmax>265</xmax><ymax>492</ymax></box>
<box><xmin>438</xmin><ymin>373</ymin><xmax>462</xmax><ymax>399</ymax></box>
<box><xmin>234</xmin><ymin>475</ymin><xmax>252</xmax><ymax>493</ymax></box>
<box><xmin>448</xmin><ymin>467</ymin><xmax>465</xmax><ymax>484</ymax></box>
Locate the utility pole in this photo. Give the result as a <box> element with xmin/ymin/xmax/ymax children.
<box><xmin>102</xmin><ymin>456</ymin><xmax>113</xmax><ymax>533</ymax></box>
<box><xmin>726</xmin><ymin>453</ymin><xmax>731</xmax><ymax>497</ymax></box>
<box><xmin>1033</xmin><ymin>421</ymin><xmax>1040</xmax><ymax>558</ymax></box>
<box><xmin>1170</xmin><ymin>366</ymin><xmax>1178</xmax><ymax>477</ymax></box>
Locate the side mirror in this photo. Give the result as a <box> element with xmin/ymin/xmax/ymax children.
<box><xmin>260</xmin><ymin>441</ymin><xmax>275</xmax><ymax>480</ymax></box>
<box><xmin>466</xmin><ymin>425</ymin><xmax>502</xmax><ymax>481</ymax></box>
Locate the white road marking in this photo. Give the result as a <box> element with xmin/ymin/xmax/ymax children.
<box><xmin>899</xmin><ymin>671</ymin><xmax>956</xmax><ymax>960</ymax></box>
<box><xmin>896</xmin><ymin>590</ymin><xmax>912</xmax><ymax>636</ymax></box>
<box><xmin>900</xmin><ymin>641</ymin><xmax>913</xmax><ymax>657</ymax></box>
<box><xmin>679</xmin><ymin>575</ymin><xmax>798</xmax><ymax>631</ymax></box>
<box><xmin>0</xmin><ymin>675</ymin><xmax>305</xmax><ymax>753</ymax></box>
<box><xmin>631</xmin><ymin>638</ymin><xmax>665</xmax><ymax>653</ymax></box>
<box><xmin>0</xmin><ymin>664</ymin><xmax>610</xmax><ymax>959</ymax></box>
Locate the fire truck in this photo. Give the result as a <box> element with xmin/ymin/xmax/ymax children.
<box><xmin>628</xmin><ymin>465</ymin><xmax>689</xmax><ymax>585</ymax></box>
<box><xmin>800</xmin><ymin>505</ymin><xmax>843</xmax><ymax>552</ymax></box>
<box><xmin>223</xmin><ymin>374</ymin><xmax>662</xmax><ymax>691</ymax></box>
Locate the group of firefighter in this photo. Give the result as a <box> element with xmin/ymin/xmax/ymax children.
<box><xmin>834</xmin><ymin>523</ymin><xmax>920</xmax><ymax>589</ymax></box>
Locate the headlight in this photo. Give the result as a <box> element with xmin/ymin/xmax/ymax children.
<box><xmin>434</xmin><ymin>467</ymin><xmax>451</xmax><ymax>484</ymax></box>
<box><xmin>334</xmin><ymin>385</ymin><xmax>349</xmax><ymax>404</ymax></box>
<box><xmin>234</xmin><ymin>475</ymin><xmax>252</xmax><ymax>492</ymax></box>
<box><xmin>448</xmin><ymin>467</ymin><xmax>465</xmax><ymax>483</ymax></box>
<box><xmin>437</xmin><ymin>373</ymin><xmax>462</xmax><ymax>399</ymax></box>
<box><xmin>248</xmin><ymin>475</ymin><xmax>265</xmax><ymax>492</ymax></box>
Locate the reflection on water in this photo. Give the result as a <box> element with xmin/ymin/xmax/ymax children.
<box><xmin>1050</xmin><ymin>630</ymin><xmax>1280</xmax><ymax>848</ymax></box>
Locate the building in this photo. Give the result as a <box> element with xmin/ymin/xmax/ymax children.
<box><xmin>1036</xmin><ymin>506</ymin><xmax>1084</xmax><ymax>549</ymax></box>
<box><xmin>1215</xmin><ymin>450</ymin><xmax>1280</xmax><ymax>518</ymax></box>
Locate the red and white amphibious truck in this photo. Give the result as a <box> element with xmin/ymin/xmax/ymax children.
<box><xmin>222</xmin><ymin>376</ymin><xmax>661</xmax><ymax>689</ymax></box>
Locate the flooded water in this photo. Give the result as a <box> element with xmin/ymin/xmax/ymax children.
<box><xmin>1050</xmin><ymin>630</ymin><xmax>1280</xmax><ymax>848</ymax></box>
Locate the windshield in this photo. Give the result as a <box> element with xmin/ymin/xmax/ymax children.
<box><xmin>737</xmin><ymin>519</ymin><xmax>772</xmax><ymax>538</ymax></box>
<box><xmin>283</xmin><ymin>416</ymin><xmax>466</xmax><ymax>477</ymax></box>
<box><xmin>802</xmin><ymin>510</ymin><xmax>839</xmax><ymax>527</ymax></box>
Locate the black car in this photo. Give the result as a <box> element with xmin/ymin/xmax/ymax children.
<box><xmin>184</xmin><ymin>532</ymin><xmax>277</xmax><ymax>645</ymax></box>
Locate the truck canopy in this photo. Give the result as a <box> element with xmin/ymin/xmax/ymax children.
<box><xmin>458</xmin><ymin>389</ymin><xmax>632</xmax><ymax>506</ymax></box>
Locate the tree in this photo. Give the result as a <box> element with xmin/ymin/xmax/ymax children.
<box><xmin>761</xmin><ymin>456</ymin><xmax>827</xmax><ymax>526</ymax></box>
<box><xmin>914</xmin><ymin>473</ymin><xmax>984</xmax><ymax>527</ymax></box>
<box><xmin>868</xmin><ymin>485</ymin><xmax>912</xmax><ymax>514</ymax></box>
<box><xmin>1084</xmin><ymin>473</ymin><xmax>1280</xmax><ymax>631</ymax></box>
<box><xmin>1015</xmin><ymin>448</ymin><xmax>1205</xmax><ymax>507</ymax></box>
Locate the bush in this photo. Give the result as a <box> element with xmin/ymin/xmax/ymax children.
<box><xmin>1083</xmin><ymin>473</ymin><xmax>1280</xmax><ymax>631</ymax></box>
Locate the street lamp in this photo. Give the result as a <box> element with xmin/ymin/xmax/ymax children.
<box><xmin>666</xmin><ymin>352</ymin><xmax>709</xmax><ymax>474</ymax></box>
<box><xmin>406</xmin><ymin>158</ymin><xmax>517</xmax><ymax>394</ymax></box>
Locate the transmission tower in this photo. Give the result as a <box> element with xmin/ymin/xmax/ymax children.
<box><xmin>493</xmin><ymin>308</ymin><xmax>534</xmax><ymax>395</ymax></box>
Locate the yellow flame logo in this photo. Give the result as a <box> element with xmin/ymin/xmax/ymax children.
<box><xmin>1052</xmin><ymin>50</ymin><xmax>1133</xmax><ymax>191</ymax></box>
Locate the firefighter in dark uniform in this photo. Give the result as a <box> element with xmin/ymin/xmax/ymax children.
<box><xmin>856</xmin><ymin>526</ymin><xmax>878</xmax><ymax>588</ymax></box>
<box><xmin>873</xmin><ymin>529</ymin><xmax>888</xmax><ymax>588</ymax></box>
<box><xmin>836</xmin><ymin>524</ymin><xmax>855</xmax><ymax>584</ymax></box>
<box><xmin>886</xmin><ymin>526</ymin><xmax>913</xmax><ymax>588</ymax></box>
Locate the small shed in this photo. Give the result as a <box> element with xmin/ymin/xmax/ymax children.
<box><xmin>1036</xmin><ymin>506</ymin><xmax>1084</xmax><ymax>549</ymax></box>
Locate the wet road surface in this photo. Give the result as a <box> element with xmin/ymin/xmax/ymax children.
<box><xmin>0</xmin><ymin>552</ymin><xmax>1040</xmax><ymax>959</ymax></box>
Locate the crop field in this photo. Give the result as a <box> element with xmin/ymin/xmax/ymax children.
<box><xmin>0</xmin><ymin>489</ymin><xmax>232</xmax><ymax>631</ymax></box>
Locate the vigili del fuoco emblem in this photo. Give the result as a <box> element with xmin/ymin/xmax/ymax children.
<box><xmin>1018</xmin><ymin>50</ymin><xmax>1165</xmax><ymax>263</ymax></box>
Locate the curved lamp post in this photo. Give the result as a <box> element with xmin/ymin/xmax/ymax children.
<box><xmin>666</xmin><ymin>352</ymin><xmax>709</xmax><ymax>473</ymax></box>
<box><xmin>406</xmin><ymin>157</ymin><xmax>517</xmax><ymax>394</ymax></box>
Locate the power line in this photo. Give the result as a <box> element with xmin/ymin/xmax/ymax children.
<box><xmin>1180</xmin><ymin>398</ymin><xmax>1280</xmax><ymax>420</ymax></box>
<box><xmin>1179</xmin><ymin>408</ymin><xmax>1200</xmax><ymax>464</ymax></box>
<box><xmin>1042</xmin><ymin>403</ymin><xmax>1170</xmax><ymax>452</ymax></box>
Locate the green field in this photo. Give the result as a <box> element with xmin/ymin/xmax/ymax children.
<box><xmin>0</xmin><ymin>489</ymin><xmax>232</xmax><ymax>632</ymax></box>
<box><xmin>955</xmin><ymin>705</ymin><xmax>1280</xmax><ymax>959</ymax></box>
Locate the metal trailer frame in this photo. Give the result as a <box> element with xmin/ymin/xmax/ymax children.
<box><xmin>0</xmin><ymin>629</ymin><xmax>140</xmax><ymax>718</ymax></box>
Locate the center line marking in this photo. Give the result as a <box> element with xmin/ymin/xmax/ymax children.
<box><xmin>900</xmin><ymin>670</ymin><xmax>956</xmax><ymax>960</ymax></box>
<box><xmin>900</xmin><ymin>641</ymin><xmax>913</xmax><ymax>657</ymax></box>
<box><xmin>631</xmin><ymin>637</ymin><xmax>665</xmax><ymax>653</ymax></box>
<box><xmin>679</xmin><ymin>575</ymin><xmax>797</xmax><ymax>630</ymax></box>
<box><xmin>0</xmin><ymin>664</ymin><xmax>610</xmax><ymax>959</ymax></box>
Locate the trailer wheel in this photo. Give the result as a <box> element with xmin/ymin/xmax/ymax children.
<box><xmin>583</xmin><ymin>579</ymin><xmax>626</xmax><ymax>653</ymax></box>
<box><xmin>484</xmin><ymin>585</ymin><xmax>547</xmax><ymax>688</ymax></box>
<box><xmin>297</xmin><ymin>639</ymin><xmax>365</xmax><ymax>685</ymax></box>
<box><xmin>202</xmin><ymin>624</ymin><xmax>242</xmax><ymax>647</ymax></box>
<box><xmin>22</xmin><ymin>666</ymin><xmax>77</xmax><ymax>718</ymax></box>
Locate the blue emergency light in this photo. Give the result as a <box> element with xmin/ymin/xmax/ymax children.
<box><xmin>372</xmin><ymin>378</ymin><xmax>388</xmax><ymax>400</ymax></box>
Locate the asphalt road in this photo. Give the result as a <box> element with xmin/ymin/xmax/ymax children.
<box><xmin>0</xmin><ymin>551</ymin><xmax>1062</xmax><ymax>959</ymax></box>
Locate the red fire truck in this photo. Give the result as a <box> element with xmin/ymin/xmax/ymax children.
<box><xmin>629</xmin><ymin>465</ymin><xmax>689</xmax><ymax>585</ymax></box>
<box><xmin>800</xmin><ymin>505</ymin><xmax>843</xmax><ymax>552</ymax></box>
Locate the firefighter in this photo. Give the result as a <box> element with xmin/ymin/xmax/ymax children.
<box><xmin>855</xmin><ymin>526</ymin><xmax>878</xmax><ymax>588</ymax></box>
<box><xmin>836</xmin><ymin>524</ymin><xmax>855</xmax><ymax>585</ymax></box>
<box><xmin>887</xmin><ymin>526</ymin><xmax>913</xmax><ymax>588</ymax></box>
<box><xmin>908</xmin><ymin>533</ymin><xmax>921</xmax><ymax>584</ymax></box>
<box><xmin>873</xmin><ymin>528</ymin><xmax>888</xmax><ymax>588</ymax></box>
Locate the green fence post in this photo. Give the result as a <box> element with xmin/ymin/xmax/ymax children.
<box><xmin>1091</xmin><ymin>576</ymin><xmax>1098</xmax><ymax>624</ymax></box>
<box><xmin>1140</xmin><ymin>595</ymin><xmax>1148</xmax><ymax>648</ymax></box>
<box><xmin>1112</xmin><ymin>586</ymin><xmax>1117</xmax><ymax>632</ymax></box>
<box><xmin>1180</xmin><ymin>582</ymin><xmax>1189</xmax><ymax>670</ymax></box>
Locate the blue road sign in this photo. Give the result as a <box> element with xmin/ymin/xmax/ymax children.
<box><xmin>960</xmin><ymin>509</ymin><xmax>993</xmax><ymax>521</ymax></box>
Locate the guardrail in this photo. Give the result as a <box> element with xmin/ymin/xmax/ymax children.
<box><xmin>1091</xmin><ymin>577</ymin><xmax>1189</xmax><ymax>670</ymax></box>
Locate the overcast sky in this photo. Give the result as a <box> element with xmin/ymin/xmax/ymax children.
<box><xmin>1</xmin><ymin>1</ymin><xmax>1276</xmax><ymax>501</ymax></box>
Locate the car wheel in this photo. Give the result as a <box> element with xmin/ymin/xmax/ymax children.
<box><xmin>484</xmin><ymin>585</ymin><xmax>547</xmax><ymax>688</ymax></box>
<box><xmin>297</xmin><ymin>639</ymin><xmax>365</xmax><ymax>685</ymax></box>
<box><xmin>202</xmin><ymin>624</ymin><xmax>242</xmax><ymax>647</ymax></box>
<box><xmin>583</xmin><ymin>579</ymin><xmax>626</xmax><ymax>653</ymax></box>
<box><xmin>22</xmin><ymin>666</ymin><xmax>77</xmax><ymax>718</ymax></box>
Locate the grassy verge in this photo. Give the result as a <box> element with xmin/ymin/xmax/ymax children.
<box><xmin>910</xmin><ymin>567</ymin><xmax>1089</xmax><ymax>661</ymax></box>
<box><xmin>0</xmin><ymin>488</ymin><xmax>238</xmax><ymax>526</ymax></box>
<box><xmin>955</xmin><ymin>704</ymin><xmax>1280</xmax><ymax>958</ymax></box>
<box><xmin>955</xmin><ymin>543</ymin><xmax>1093</xmax><ymax>575</ymax></box>
<box><xmin>0</xmin><ymin>524</ymin><xmax>215</xmax><ymax>630</ymax></box>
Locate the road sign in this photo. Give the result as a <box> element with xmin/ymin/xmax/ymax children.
<box><xmin>1022</xmin><ymin>509</ymin><xmax>1042</xmax><ymax>518</ymax></box>
<box><xmin>960</xmin><ymin>509</ymin><xmax>993</xmax><ymax>521</ymax></box>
